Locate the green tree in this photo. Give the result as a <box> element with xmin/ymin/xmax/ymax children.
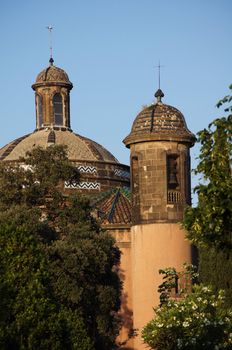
<box><xmin>183</xmin><ymin>86</ymin><xmax>232</xmax><ymax>251</ymax></box>
<box><xmin>0</xmin><ymin>146</ymin><xmax>121</xmax><ymax>349</ymax></box>
<box><xmin>183</xmin><ymin>85</ymin><xmax>232</xmax><ymax>306</ymax></box>
<box><xmin>0</xmin><ymin>206</ymin><xmax>92</xmax><ymax>350</ymax></box>
<box><xmin>48</xmin><ymin>195</ymin><xmax>121</xmax><ymax>350</ymax></box>
<box><xmin>198</xmin><ymin>247</ymin><xmax>232</xmax><ymax>307</ymax></box>
<box><xmin>0</xmin><ymin>145</ymin><xmax>80</xmax><ymax>218</ymax></box>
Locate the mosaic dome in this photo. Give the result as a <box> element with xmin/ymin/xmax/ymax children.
<box><xmin>0</xmin><ymin>129</ymin><xmax>118</xmax><ymax>163</ymax></box>
<box><xmin>32</xmin><ymin>62</ymin><xmax>73</xmax><ymax>88</ymax></box>
<box><xmin>124</xmin><ymin>89</ymin><xmax>195</xmax><ymax>147</ymax></box>
<box><xmin>0</xmin><ymin>128</ymin><xmax>130</xmax><ymax>193</ymax></box>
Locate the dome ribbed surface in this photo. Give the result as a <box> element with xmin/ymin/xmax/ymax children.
<box><xmin>124</xmin><ymin>102</ymin><xmax>195</xmax><ymax>146</ymax></box>
<box><xmin>0</xmin><ymin>129</ymin><xmax>118</xmax><ymax>163</ymax></box>
<box><xmin>34</xmin><ymin>65</ymin><xmax>72</xmax><ymax>86</ymax></box>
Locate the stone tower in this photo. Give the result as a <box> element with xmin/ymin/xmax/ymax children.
<box><xmin>123</xmin><ymin>89</ymin><xmax>195</xmax><ymax>350</ymax></box>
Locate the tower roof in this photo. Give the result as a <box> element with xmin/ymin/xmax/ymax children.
<box><xmin>32</xmin><ymin>62</ymin><xmax>73</xmax><ymax>89</ymax></box>
<box><xmin>123</xmin><ymin>89</ymin><xmax>196</xmax><ymax>147</ymax></box>
<box><xmin>91</xmin><ymin>187</ymin><xmax>132</xmax><ymax>225</ymax></box>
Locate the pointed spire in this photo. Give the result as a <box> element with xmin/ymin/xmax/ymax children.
<box><xmin>46</xmin><ymin>25</ymin><xmax>54</xmax><ymax>66</ymax></box>
<box><xmin>154</xmin><ymin>61</ymin><xmax>165</xmax><ymax>103</ymax></box>
<box><xmin>155</xmin><ymin>88</ymin><xmax>164</xmax><ymax>103</ymax></box>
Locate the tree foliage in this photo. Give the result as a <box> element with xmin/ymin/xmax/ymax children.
<box><xmin>0</xmin><ymin>146</ymin><xmax>121</xmax><ymax>349</ymax></box>
<box><xmin>48</xmin><ymin>195</ymin><xmax>121</xmax><ymax>350</ymax></box>
<box><xmin>142</xmin><ymin>284</ymin><xmax>232</xmax><ymax>350</ymax></box>
<box><xmin>158</xmin><ymin>264</ymin><xmax>197</xmax><ymax>307</ymax></box>
<box><xmin>0</xmin><ymin>145</ymin><xmax>80</xmax><ymax>219</ymax></box>
<box><xmin>183</xmin><ymin>85</ymin><xmax>232</xmax><ymax>306</ymax></box>
<box><xmin>198</xmin><ymin>247</ymin><xmax>232</xmax><ymax>307</ymax></box>
<box><xmin>183</xmin><ymin>85</ymin><xmax>232</xmax><ymax>251</ymax></box>
<box><xmin>0</xmin><ymin>205</ymin><xmax>92</xmax><ymax>350</ymax></box>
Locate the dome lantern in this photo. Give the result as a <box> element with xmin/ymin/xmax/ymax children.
<box><xmin>32</xmin><ymin>60</ymin><xmax>73</xmax><ymax>131</ymax></box>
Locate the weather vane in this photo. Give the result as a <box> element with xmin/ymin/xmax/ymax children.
<box><xmin>46</xmin><ymin>25</ymin><xmax>54</xmax><ymax>64</ymax></box>
<box><xmin>155</xmin><ymin>61</ymin><xmax>164</xmax><ymax>89</ymax></box>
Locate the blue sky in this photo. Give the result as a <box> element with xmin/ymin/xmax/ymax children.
<box><xmin>1</xmin><ymin>0</ymin><xmax>231</xmax><ymax>197</ymax></box>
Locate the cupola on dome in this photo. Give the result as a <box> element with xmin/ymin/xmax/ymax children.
<box><xmin>32</xmin><ymin>60</ymin><xmax>73</xmax><ymax>89</ymax></box>
<box><xmin>123</xmin><ymin>89</ymin><xmax>195</xmax><ymax>147</ymax></box>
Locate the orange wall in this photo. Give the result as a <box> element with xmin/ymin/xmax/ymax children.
<box><xmin>131</xmin><ymin>223</ymin><xmax>192</xmax><ymax>350</ymax></box>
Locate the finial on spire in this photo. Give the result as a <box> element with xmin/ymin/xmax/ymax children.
<box><xmin>155</xmin><ymin>89</ymin><xmax>164</xmax><ymax>103</ymax></box>
<box><xmin>46</xmin><ymin>25</ymin><xmax>54</xmax><ymax>65</ymax></box>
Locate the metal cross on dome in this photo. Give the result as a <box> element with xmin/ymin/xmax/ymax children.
<box><xmin>46</xmin><ymin>25</ymin><xmax>54</xmax><ymax>65</ymax></box>
<box><xmin>155</xmin><ymin>61</ymin><xmax>164</xmax><ymax>90</ymax></box>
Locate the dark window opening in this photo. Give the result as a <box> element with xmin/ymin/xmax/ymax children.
<box><xmin>167</xmin><ymin>155</ymin><xmax>179</xmax><ymax>190</ymax></box>
<box><xmin>167</xmin><ymin>154</ymin><xmax>181</xmax><ymax>203</ymax></box>
<box><xmin>53</xmin><ymin>93</ymin><xmax>63</xmax><ymax>125</ymax></box>
<box><xmin>37</xmin><ymin>94</ymin><xmax>43</xmax><ymax>127</ymax></box>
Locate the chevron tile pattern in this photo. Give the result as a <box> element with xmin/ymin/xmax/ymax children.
<box><xmin>114</xmin><ymin>168</ymin><xmax>130</xmax><ymax>179</ymax></box>
<box><xmin>65</xmin><ymin>181</ymin><xmax>100</xmax><ymax>190</ymax></box>
<box><xmin>76</xmin><ymin>165</ymin><xmax>97</xmax><ymax>174</ymax></box>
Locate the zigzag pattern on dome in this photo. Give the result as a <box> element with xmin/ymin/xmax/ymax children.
<box><xmin>76</xmin><ymin>165</ymin><xmax>97</xmax><ymax>174</ymax></box>
<box><xmin>65</xmin><ymin>181</ymin><xmax>100</xmax><ymax>190</ymax></box>
<box><xmin>114</xmin><ymin>168</ymin><xmax>130</xmax><ymax>179</ymax></box>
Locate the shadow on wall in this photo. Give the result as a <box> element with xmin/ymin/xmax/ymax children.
<box><xmin>117</xmin><ymin>267</ymin><xmax>137</xmax><ymax>350</ymax></box>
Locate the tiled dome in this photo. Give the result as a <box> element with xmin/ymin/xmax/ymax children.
<box><xmin>0</xmin><ymin>129</ymin><xmax>130</xmax><ymax>193</ymax></box>
<box><xmin>32</xmin><ymin>63</ymin><xmax>73</xmax><ymax>88</ymax></box>
<box><xmin>91</xmin><ymin>187</ymin><xmax>132</xmax><ymax>225</ymax></box>
<box><xmin>124</xmin><ymin>89</ymin><xmax>195</xmax><ymax>147</ymax></box>
<box><xmin>0</xmin><ymin>129</ymin><xmax>118</xmax><ymax>163</ymax></box>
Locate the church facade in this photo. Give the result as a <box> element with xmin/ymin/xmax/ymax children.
<box><xmin>0</xmin><ymin>59</ymin><xmax>195</xmax><ymax>350</ymax></box>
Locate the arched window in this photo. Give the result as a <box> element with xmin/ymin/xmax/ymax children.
<box><xmin>36</xmin><ymin>94</ymin><xmax>43</xmax><ymax>127</ymax></box>
<box><xmin>53</xmin><ymin>93</ymin><xmax>63</xmax><ymax>125</ymax></box>
<box><xmin>167</xmin><ymin>154</ymin><xmax>181</xmax><ymax>203</ymax></box>
<box><xmin>167</xmin><ymin>154</ymin><xmax>179</xmax><ymax>190</ymax></box>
